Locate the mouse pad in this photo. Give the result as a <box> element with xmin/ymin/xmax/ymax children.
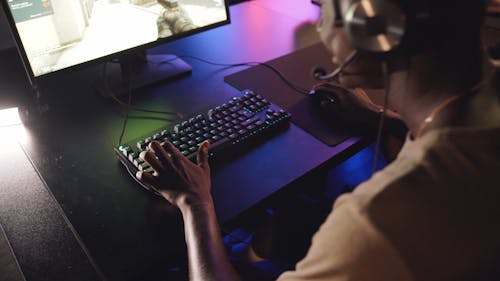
<box><xmin>224</xmin><ymin>42</ymin><xmax>353</xmax><ymax>146</ymax></box>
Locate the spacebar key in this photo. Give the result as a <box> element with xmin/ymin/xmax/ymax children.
<box><xmin>208</xmin><ymin>138</ymin><xmax>230</xmax><ymax>155</ymax></box>
<box><xmin>241</xmin><ymin>116</ymin><xmax>260</xmax><ymax>127</ymax></box>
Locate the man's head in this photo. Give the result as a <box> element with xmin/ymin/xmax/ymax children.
<box><xmin>318</xmin><ymin>0</ymin><xmax>487</xmax><ymax>88</ymax></box>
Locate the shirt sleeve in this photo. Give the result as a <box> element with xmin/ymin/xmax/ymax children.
<box><xmin>277</xmin><ymin>194</ymin><xmax>414</xmax><ymax>281</ymax></box>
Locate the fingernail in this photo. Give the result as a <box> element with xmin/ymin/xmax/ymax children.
<box><xmin>136</xmin><ymin>171</ymin><xmax>142</xmax><ymax>180</ymax></box>
<box><xmin>150</xmin><ymin>141</ymin><xmax>160</xmax><ymax>149</ymax></box>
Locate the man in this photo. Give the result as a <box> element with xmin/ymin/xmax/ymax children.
<box><xmin>137</xmin><ymin>0</ymin><xmax>500</xmax><ymax>280</ymax></box>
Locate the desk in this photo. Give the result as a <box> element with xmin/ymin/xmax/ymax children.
<box><xmin>0</xmin><ymin>1</ymin><xmax>367</xmax><ymax>281</ymax></box>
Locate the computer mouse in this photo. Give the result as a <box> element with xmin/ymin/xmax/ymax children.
<box><xmin>308</xmin><ymin>83</ymin><xmax>373</xmax><ymax>131</ymax></box>
<box><xmin>308</xmin><ymin>84</ymin><xmax>348</xmax><ymax>112</ymax></box>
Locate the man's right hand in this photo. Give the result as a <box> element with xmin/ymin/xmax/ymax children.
<box><xmin>311</xmin><ymin>83</ymin><xmax>387</xmax><ymax>130</ymax></box>
<box><xmin>311</xmin><ymin>83</ymin><xmax>407</xmax><ymax>162</ymax></box>
<box><xmin>136</xmin><ymin>140</ymin><xmax>213</xmax><ymax>210</ymax></box>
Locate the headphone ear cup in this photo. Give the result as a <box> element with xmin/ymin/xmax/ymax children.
<box><xmin>344</xmin><ymin>0</ymin><xmax>406</xmax><ymax>53</ymax></box>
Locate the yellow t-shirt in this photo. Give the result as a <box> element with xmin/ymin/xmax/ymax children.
<box><xmin>278</xmin><ymin>126</ymin><xmax>500</xmax><ymax>281</ymax></box>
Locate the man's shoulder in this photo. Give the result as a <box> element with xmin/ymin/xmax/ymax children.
<box><xmin>337</xmin><ymin>130</ymin><xmax>500</xmax><ymax>280</ymax></box>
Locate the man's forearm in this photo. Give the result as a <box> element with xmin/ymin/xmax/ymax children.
<box><xmin>181</xmin><ymin>201</ymin><xmax>242</xmax><ymax>281</ymax></box>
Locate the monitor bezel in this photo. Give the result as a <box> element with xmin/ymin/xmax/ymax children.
<box><xmin>1</xmin><ymin>0</ymin><xmax>231</xmax><ymax>81</ymax></box>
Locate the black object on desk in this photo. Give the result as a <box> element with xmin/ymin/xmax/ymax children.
<box><xmin>225</xmin><ymin>43</ymin><xmax>354</xmax><ymax>146</ymax></box>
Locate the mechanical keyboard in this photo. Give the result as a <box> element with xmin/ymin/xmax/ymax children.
<box><xmin>115</xmin><ymin>89</ymin><xmax>291</xmax><ymax>192</ymax></box>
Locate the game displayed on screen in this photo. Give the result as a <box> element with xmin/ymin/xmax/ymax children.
<box><xmin>6</xmin><ymin>0</ymin><xmax>227</xmax><ymax>77</ymax></box>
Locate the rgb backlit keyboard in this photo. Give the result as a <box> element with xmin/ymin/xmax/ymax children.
<box><xmin>115</xmin><ymin>89</ymin><xmax>291</xmax><ymax>192</ymax></box>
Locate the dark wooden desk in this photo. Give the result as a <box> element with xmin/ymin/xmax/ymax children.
<box><xmin>0</xmin><ymin>1</ymin><xmax>366</xmax><ymax>281</ymax></box>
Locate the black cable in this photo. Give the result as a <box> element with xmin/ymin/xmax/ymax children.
<box><xmin>125</xmin><ymin>115</ymin><xmax>179</xmax><ymax>122</ymax></box>
<box><xmin>118</xmin><ymin>65</ymin><xmax>133</xmax><ymax>146</ymax></box>
<box><xmin>113</xmin><ymin>60</ymin><xmax>182</xmax><ymax>146</ymax></box>
<box><xmin>114</xmin><ymin>53</ymin><xmax>310</xmax><ymax>145</ymax></box>
<box><xmin>101</xmin><ymin>62</ymin><xmax>183</xmax><ymax>117</ymax></box>
<box><xmin>109</xmin><ymin>92</ymin><xmax>183</xmax><ymax>117</ymax></box>
<box><xmin>372</xmin><ymin>61</ymin><xmax>390</xmax><ymax>174</ymax></box>
<box><xmin>164</xmin><ymin>55</ymin><xmax>310</xmax><ymax>95</ymax></box>
<box><xmin>256</xmin><ymin>62</ymin><xmax>310</xmax><ymax>95</ymax></box>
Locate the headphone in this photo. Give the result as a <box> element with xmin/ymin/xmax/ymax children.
<box><xmin>313</xmin><ymin>0</ymin><xmax>420</xmax><ymax>81</ymax></box>
<box><xmin>341</xmin><ymin>0</ymin><xmax>406</xmax><ymax>53</ymax></box>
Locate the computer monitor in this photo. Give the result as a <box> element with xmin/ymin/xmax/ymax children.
<box><xmin>2</xmin><ymin>0</ymin><xmax>230</xmax><ymax>88</ymax></box>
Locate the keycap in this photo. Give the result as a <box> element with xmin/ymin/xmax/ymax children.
<box><xmin>128</xmin><ymin>153</ymin><xmax>136</xmax><ymax>162</ymax></box>
<box><xmin>120</xmin><ymin>146</ymin><xmax>132</xmax><ymax>156</ymax></box>
<box><xmin>137</xmin><ymin>141</ymin><xmax>146</xmax><ymax>150</ymax></box>
<box><xmin>144</xmin><ymin>167</ymin><xmax>155</xmax><ymax>174</ymax></box>
<box><xmin>133</xmin><ymin>158</ymin><xmax>144</xmax><ymax>167</ymax></box>
<box><xmin>209</xmin><ymin>137</ymin><xmax>229</xmax><ymax>150</ymax></box>
<box><xmin>239</xmin><ymin>110</ymin><xmax>254</xmax><ymax>118</ymax></box>
<box><xmin>139</xmin><ymin>162</ymin><xmax>149</xmax><ymax>171</ymax></box>
<box><xmin>242</xmin><ymin>116</ymin><xmax>260</xmax><ymax>127</ymax></box>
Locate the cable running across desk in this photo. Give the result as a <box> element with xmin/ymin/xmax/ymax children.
<box><xmin>111</xmin><ymin>54</ymin><xmax>307</xmax><ymax>146</ymax></box>
<box><xmin>174</xmin><ymin>55</ymin><xmax>310</xmax><ymax>95</ymax></box>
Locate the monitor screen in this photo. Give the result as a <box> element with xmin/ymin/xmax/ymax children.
<box><xmin>3</xmin><ymin>0</ymin><xmax>229</xmax><ymax>78</ymax></box>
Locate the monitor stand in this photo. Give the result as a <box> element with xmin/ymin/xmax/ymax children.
<box><xmin>95</xmin><ymin>51</ymin><xmax>192</xmax><ymax>97</ymax></box>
